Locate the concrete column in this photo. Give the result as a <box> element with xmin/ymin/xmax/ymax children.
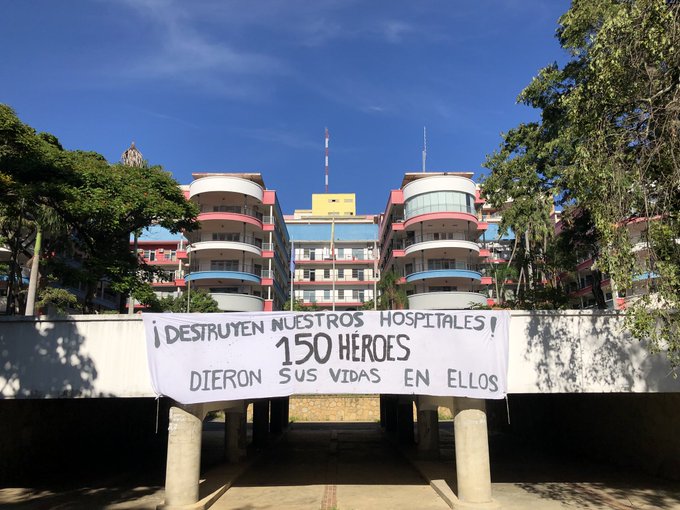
<box><xmin>282</xmin><ymin>396</ymin><xmax>290</xmax><ymax>429</ymax></box>
<box><xmin>270</xmin><ymin>398</ymin><xmax>284</xmax><ymax>435</ymax></box>
<box><xmin>225</xmin><ymin>408</ymin><xmax>247</xmax><ymax>463</ymax></box>
<box><xmin>252</xmin><ymin>399</ymin><xmax>269</xmax><ymax>448</ymax></box>
<box><xmin>452</xmin><ymin>398</ymin><xmax>499</xmax><ymax>509</ymax></box>
<box><xmin>384</xmin><ymin>395</ymin><xmax>398</xmax><ymax>435</ymax></box>
<box><xmin>161</xmin><ymin>405</ymin><xmax>204</xmax><ymax>509</ymax></box>
<box><xmin>396</xmin><ymin>398</ymin><xmax>414</xmax><ymax>444</ymax></box>
<box><xmin>417</xmin><ymin>409</ymin><xmax>439</xmax><ymax>460</ymax></box>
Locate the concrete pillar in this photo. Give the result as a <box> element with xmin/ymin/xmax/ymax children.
<box><xmin>452</xmin><ymin>398</ymin><xmax>499</xmax><ymax>509</ymax></box>
<box><xmin>252</xmin><ymin>399</ymin><xmax>269</xmax><ymax>448</ymax></box>
<box><xmin>161</xmin><ymin>405</ymin><xmax>204</xmax><ymax>509</ymax></box>
<box><xmin>282</xmin><ymin>396</ymin><xmax>290</xmax><ymax>429</ymax></box>
<box><xmin>384</xmin><ymin>395</ymin><xmax>398</xmax><ymax>435</ymax></box>
<box><xmin>396</xmin><ymin>398</ymin><xmax>414</xmax><ymax>444</ymax></box>
<box><xmin>225</xmin><ymin>408</ymin><xmax>247</xmax><ymax>463</ymax></box>
<box><xmin>379</xmin><ymin>394</ymin><xmax>387</xmax><ymax>428</ymax></box>
<box><xmin>270</xmin><ymin>398</ymin><xmax>284</xmax><ymax>435</ymax></box>
<box><xmin>417</xmin><ymin>409</ymin><xmax>439</xmax><ymax>460</ymax></box>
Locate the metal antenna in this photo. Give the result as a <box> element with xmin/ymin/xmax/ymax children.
<box><xmin>422</xmin><ymin>126</ymin><xmax>427</xmax><ymax>173</ymax></box>
<box><xmin>325</xmin><ymin>128</ymin><xmax>330</xmax><ymax>193</ymax></box>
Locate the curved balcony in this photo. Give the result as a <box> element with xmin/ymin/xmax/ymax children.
<box><xmin>186</xmin><ymin>270</ymin><xmax>261</xmax><ymax>285</ymax></box>
<box><xmin>404</xmin><ymin>211</ymin><xmax>479</xmax><ymax>230</ymax></box>
<box><xmin>408</xmin><ymin>291</ymin><xmax>487</xmax><ymax>310</ymax></box>
<box><xmin>197</xmin><ymin>208</ymin><xmax>263</xmax><ymax>228</ymax></box>
<box><xmin>404</xmin><ymin>238</ymin><xmax>480</xmax><ymax>257</ymax></box>
<box><xmin>402</xmin><ymin>174</ymin><xmax>477</xmax><ymax>201</ymax></box>
<box><xmin>404</xmin><ymin>262</ymin><xmax>482</xmax><ymax>284</ymax></box>
<box><xmin>212</xmin><ymin>293</ymin><xmax>264</xmax><ymax>312</ymax></box>
<box><xmin>188</xmin><ymin>239</ymin><xmax>262</xmax><ymax>257</ymax></box>
<box><xmin>406</xmin><ymin>269</ymin><xmax>482</xmax><ymax>283</ymax></box>
<box><xmin>189</xmin><ymin>175</ymin><xmax>263</xmax><ymax>202</ymax></box>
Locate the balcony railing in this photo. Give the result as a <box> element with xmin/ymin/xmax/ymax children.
<box><xmin>403</xmin><ymin>232</ymin><xmax>471</xmax><ymax>247</ymax></box>
<box><xmin>194</xmin><ymin>235</ymin><xmax>263</xmax><ymax>248</ymax></box>
<box><xmin>404</xmin><ymin>261</ymin><xmax>481</xmax><ymax>277</ymax></box>
<box><xmin>201</xmin><ymin>205</ymin><xmax>263</xmax><ymax>221</ymax></box>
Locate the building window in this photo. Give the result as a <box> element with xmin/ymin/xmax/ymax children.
<box><xmin>324</xmin><ymin>269</ymin><xmax>331</xmax><ymax>279</ymax></box>
<box><xmin>324</xmin><ymin>289</ymin><xmax>331</xmax><ymax>301</ymax></box>
<box><xmin>211</xmin><ymin>260</ymin><xmax>239</xmax><ymax>271</ymax></box>
<box><xmin>144</xmin><ymin>249</ymin><xmax>156</xmax><ymax>261</ymax></box>
<box><xmin>352</xmin><ymin>248</ymin><xmax>363</xmax><ymax>259</ymax></box>
<box><xmin>337</xmin><ymin>268</ymin><xmax>345</xmax><ymax>279</ymax></box>
<box><xmin>338</xmin><ymin>289</ymin><xmax>345</xmax><ymax>300</ymax></box>
<box><xmin>352</xmin><ymin>269</ymin><xmax>365</xmax><ymax>280</ymax></box>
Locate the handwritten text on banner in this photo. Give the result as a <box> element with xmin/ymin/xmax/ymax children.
<box><xmin>142</xmin><ymin>310</ymin><xmax>509</xmax><ymax>405</ymax></box>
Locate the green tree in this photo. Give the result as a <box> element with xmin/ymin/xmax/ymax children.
<box><xmin>377</xmin><ymin>270</ymin><xmax>407</xmax><ymax>310</ymax></box>
<box><xmin>483</xmin><ymin>0</ymin><xmax>680</xmax><ymax>367</ymax></box>
<box><xmin>158</xmin><ymin>289</ymin><xmax>220</xmax><ymax>313</ymax></box>
<box><xmin>0</xmin><ymin>104</ymin><xmax>200</xmax><ymax>313</ymax></box>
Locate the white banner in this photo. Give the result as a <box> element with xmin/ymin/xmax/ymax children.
<box><xmin>142</xmin><ymin>310</ymin><xmax>509</xmax><ymax>405</ymax></box>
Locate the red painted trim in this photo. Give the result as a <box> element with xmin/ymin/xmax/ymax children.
<box><xmin>262</xmin><ymin>250</ymin><xmax>274</xmax><ymax>258</ymax></box>
<box><xmin>264</xmin><ymin>300</ymin><xmax>274</xmax><ymax>311</ymax></box>
<box><xmin>576</xmin><ymin>258</ymin><xmax>594</xmax><ymax>271</ymax></box>
<box><xmin>404</xmin><ymin>212</ymin><xmax>479</xmax><ymax>230</ymax></box>
<box><xmin>198</xmin><ymin>211</ymin><xmax>263</xmax><ymax>229</ymax></box>
<box><xmin>263</xmin><ymin>224</ymin><xmax>274</xmax><ymax>231</ymax></box>
<box><xmin>177</xmin><ymin>250</ymin><xmax>188</xmax><ymax>259</ymax></box>
<box><xmin>261</xmin><ymin>278</ymin><xmax>273</xmax><ymax>286</ymax></box>
<box><xmin>295</xmin><ymin>259</ymin><xmax>375</xmax><ymax>265</ymax></box>
<box><xmin>481</xmin><ymin>276</ymin><xmax>493</xmax><ymax>285</ymax></box>
<box><xmin>479</xmin><ymin>249</ymin><xmax>490</xmax><ymax>257</ymax></box>
<box><xmin>393</xmin><ymin>249</ymin><xmax>405</xmax><ymax>258</ymax></box>
<box><xmin>295</xmin><ymin>280</ymin><xmax>377</xmax><ymax>286</ymax></box>
<box><xmin>392</xmin><ymin>222</ymin><xmax>404</xmax><ymax>231</ymax></box>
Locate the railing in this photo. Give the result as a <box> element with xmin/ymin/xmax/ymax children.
<box><xmin>404</xmin><ymin>261</ymin><xmax>481</xmax><ymax>276</ymax></box>
<box><xmin>196</xmin><ymin>235</ymin><xmax>263</xmax><ymax>248</ymax></box>
<box><xmin>297</xmin><ymin>274</ymin><xmax>375</xmax><ymax>283</ymax></box>
<box><xmin>403</xmin><ymin>232</ymin><xmax>471</xmax><ymax>247</ymax></box>
<box><xmin>404</xmin><ymin>203</ymin><xmax>475</xmax><ymax>220</ymax></box>
<box><xmin>190</xmin><ymin>263</ymin><xmax>265</xmax><ymax>277</ymax></box>
<box><xmin>201</xmin><ymin>205</ymin><xmax>263</xmax><ymax>221</ymax></box>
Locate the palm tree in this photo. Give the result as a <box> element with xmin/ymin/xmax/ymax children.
<box><xmin>377</xmin><ymin>270</ymin><xmax>408</xmax><ymax>310</ymax></box>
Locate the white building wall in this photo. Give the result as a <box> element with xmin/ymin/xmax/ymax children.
<box><xmin>2</xmin><ymin>311</ymin><xmax>679</xmax><ymax>399</ymax></box>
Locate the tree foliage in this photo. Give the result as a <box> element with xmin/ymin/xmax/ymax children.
<box><xmin>482</xmin><ymin>0</ymin><xmax>680</xmax><ymax>367</ymax></box>
<box><xmin>0</xmin><ymin>104</ymin><xmax>200</xmax><ymax>313</ymax></box>
<box><xmin>157</xmin><ymin>289</ymin><xmax>220</xmax><ymax>313</ymax></box>
<box><xmin>377</xmin><ymin>270</ymin><xmax>407</xmax><ymax>310</ymax></box>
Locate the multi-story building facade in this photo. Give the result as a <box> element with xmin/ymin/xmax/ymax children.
<box><xmin>133</xmin><ymin>225</ymin><xmax>188</xmax><ymax>304</ymax></box>
<box><xmin>286</xmin><ymin>194</ymin><xmax>379</xmax><ymax>310</ymax></box>
<box><xmin>379</xmin><ymin>172</ymin><xmax>489</xmax><ymax>309</ymax></box>
<box><xmin>182</xmin><ymin>173</ymin><xmax>291</xmax><ymax>312</ymax></box>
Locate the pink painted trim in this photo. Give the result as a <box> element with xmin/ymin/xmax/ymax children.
<box><xmin>262</xmin><ymin>190</ymin><xmax>276</xmax><ymax>205</ymax></box>
<box><xmin>198</xmin><ymin>211</ymin><xmax>263</xmax><ymax>229</ymax></box>
<box><xmin>404</xmin><ymin>211</ymin><xmax>479</xmax><ymax>229</ymax></box>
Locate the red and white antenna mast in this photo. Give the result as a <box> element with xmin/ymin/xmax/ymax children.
<box><xmin>325</xmin><ymin>127</ymin><xmax>330</xmax><ymax>193</ymax></box>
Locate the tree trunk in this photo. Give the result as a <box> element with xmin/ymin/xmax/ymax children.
<box><xmin>591</xmin><ymin>269</ymin><xmax>607</xmax><ymax>309</ymax></box>
<box><xmin>24</xmin><ymin>226</ymin><xmax>42</xmax><ymax>316</ymax></box>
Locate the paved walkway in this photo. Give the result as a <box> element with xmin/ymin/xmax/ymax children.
<box><xmin>213</xmin><ymin>422</ymin><xmax>449</xmax><ymax>510</ymax></box>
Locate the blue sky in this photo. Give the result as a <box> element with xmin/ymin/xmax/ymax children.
<box><xmin>1</xmin><ymin>0</ymin><xmax>569</xmax><ymax>215</ymax></box>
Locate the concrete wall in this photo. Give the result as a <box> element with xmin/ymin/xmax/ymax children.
<box><xmin>489</xmin><ymin>393</ymin><xmax>680</xmax><ymax>480</ymax></box>
<box><xmin>2</xmin><ymin>311</ymin><xmax>680</xmax><ymax>400</ymax></box>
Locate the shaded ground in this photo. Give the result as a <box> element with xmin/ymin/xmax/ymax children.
<box><xmin>2</xmin><ymin>420</ymin><xmax>680</xmax><ymax>509</ymax></box>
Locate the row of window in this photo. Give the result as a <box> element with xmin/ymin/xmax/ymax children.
<box><xmin>297</xmin><ymin>268</ymin><xmax>371</xmax><ymax>280</ymax></box>
<box><xmin>296</xmin><ymin>247</ymin><xmax>372</xmax><ymax>260</ymax></box>
<box><xmin>404</xmin><ymin>191</ymin><xmax>475</xmax><ymax>219</ymax></box>
<box><xmin>143</xmin><ymin>250</ymin><xmax>177</xmax><ymax>262</ymax></box>
<box><xmin>300</xmin><ymin>289</ymin><xmax>370</xmax><ymax>302</ymax></box>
